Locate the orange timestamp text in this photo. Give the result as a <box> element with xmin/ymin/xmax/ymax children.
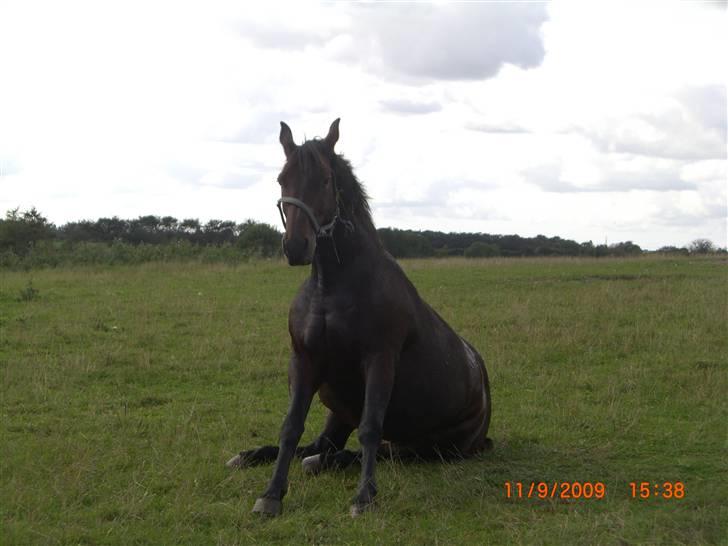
<box><xmin>628</xmin><ymin>481</ymin><xmax>685</xmax><ymax>499</ymax></box>
<box><xmin>504</xmin><ymin>481</ymin><xmax>606</xmax><ymax>500</ymax></box>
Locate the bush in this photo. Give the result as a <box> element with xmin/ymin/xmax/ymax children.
<box><xmin>464</xmin><ymin>242</ymin><xmax>499</xmax><ymax>258</ymax></box>
<box><xmin>378</xmin><ymin>228</ymin><xmax>434</xmax><ymax>258</ymax></box>
<box><xmin>0</xmin><ymin>207</ymin><xmax>54</xmax><ymax>255</ymax></box>
<box><xmin>688</xmin><ymin>239</ymin><xmax>717</xmax><ymax>254</ymax></box>
<box><xmin>17</xmin><ymin>280</ymin><xmax>39</xmax><ymax>302</ymax></box>
<box><xmin>238</xmin><ymin>221</ymin><xmax>282</xmax><ymax>257</ymax></box>
<box><xmin>657</xmin><ymin>246</ymin><xmax>689</xmax><ymax>256</ymax></box>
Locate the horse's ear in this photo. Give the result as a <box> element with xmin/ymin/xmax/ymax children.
<box><xmin>279</xmin><ymin>121</ymin><xmax>296</xmax><ymax>158</ymax></box>
<box><xmin>324</xmin><ymin>118</ymin><xmax>340</xmax><ymax>150</ymax></box>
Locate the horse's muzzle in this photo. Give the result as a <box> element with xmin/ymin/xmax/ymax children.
<box><xmin>282</xmin><ymin>235</ymin><xmax>312</xmax><ymax>266</ymax></box>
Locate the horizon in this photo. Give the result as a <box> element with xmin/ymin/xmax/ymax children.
<box><xmin>1</xmin><ymin>1</ymin><xmax>726</xmax><ymax>251</ymax></box>
<box><xmin>5</xmin><ymin>205</ymin><xmax>716</xmax><ymax>253</ymax></box>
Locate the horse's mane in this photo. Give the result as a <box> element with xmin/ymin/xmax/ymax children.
<box><xmin>287</xmin><ymin>139</ymin><xmax>378</xmax><ymax>239</ymax></box>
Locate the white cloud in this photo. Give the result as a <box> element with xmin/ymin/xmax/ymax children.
<box><xmin>338</xmin><ymin>3</ymin><xmax>548</xmax><ymax>82</ymax></box>
<box><xmin>379</xmin><ymin>99</ymin><xmax>442</xmax><ymax>116</ymax></box>
<box><xmin>572</xmin><ymin>87</ymin><xmax>726</xmax><ymax>161</ymax></box>
<box><xmin>525</xmin><ymin>157</ymin><xmax>697</xmax><ymax>193</ymax></box>
<box><xmin>235</xmin><ymin>3</ymin><xmax>548</xmax><ymax>83</ymax></box>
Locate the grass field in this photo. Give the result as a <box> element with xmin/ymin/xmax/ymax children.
<box><xmin>1</xmin><ymin>256</ymin><xmax>726</xmax><ymax>545</ymax></box>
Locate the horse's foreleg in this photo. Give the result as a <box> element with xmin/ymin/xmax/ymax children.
<box><xmin>252</xmin><ymin>353</ymin><xmax>318</xmax><ymax>517</ymax></box>
<box><xmin>350</xmin><ymin>353</ymin><xmax>395</xmax><ymax>516</ymax></box>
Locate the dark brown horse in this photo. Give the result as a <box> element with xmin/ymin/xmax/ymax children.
<box><xmin>227</xmin><ymin>119</ymin><xmax>492</xmax><ymax>517</ymax></box>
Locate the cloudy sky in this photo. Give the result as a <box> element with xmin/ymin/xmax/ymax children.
<box><xmin>1</xmin><ymin>1</ymin><xmax>726</xmax><ymax>250</ymax></box>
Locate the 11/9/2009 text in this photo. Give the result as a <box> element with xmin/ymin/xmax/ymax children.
<box><xmin>504</xmin><ymin>481</ymin><xmax>607</xmax><ymax>499</ymax></box>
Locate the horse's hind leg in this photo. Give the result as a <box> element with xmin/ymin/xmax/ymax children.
<box><xmin>300</xmin><ymin>412</ymin><xmax>355</xmax><ymax>474</ymax></box>
<box><xmin>227</xmin><ymin>411</ymin><xmax>353</xmax><ymax>469</ymax></box>
<box><xmin>227</xmin><ymin>445</ymin><xmax>313</xmax><ymax>468</ymax></box>
<box><xmin>321</xmin><ymin>449</ymin><xmax>360</xmax><ymax>470</ymax></box>
<box><xmin>226</xmin><ymin>445</ymin><xmax>279</xmax><ymax>468</ymax></box>
<box><xmin>303</xmin><ymin>442</ymin><xmax>420</xmax><ymax>475</ymax></box>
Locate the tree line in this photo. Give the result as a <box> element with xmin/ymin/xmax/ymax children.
<box><xmin>0</xmin><ymin>207</ymin><xmax>722</xmax><ymax>267</ymax></box>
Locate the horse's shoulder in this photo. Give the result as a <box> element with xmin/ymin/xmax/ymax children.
<box><xmin>289</xmin><ymin>277</ymin><xmax>316</xmax><ymax>321</ymax></box>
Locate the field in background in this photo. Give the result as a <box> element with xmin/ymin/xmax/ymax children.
<box><xmin>1</xmin><ymin>256</ymin><xmax>726</xmax><ymax>544</ymax></box>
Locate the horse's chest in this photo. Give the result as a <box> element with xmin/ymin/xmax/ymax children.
<box><xmin>325</xmin><ymin>307</ymin><xmax>358</xmax><ymax>345</ymax></box>
<box><xmin>302</xmin><ymin>303</ymin><xmax>359</xmax><ymax>353</ymax></box>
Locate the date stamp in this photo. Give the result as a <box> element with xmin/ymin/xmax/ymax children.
<box><xmin>504</xmin><ymin>481</ymin><xmax>606</xmax><ymax>500</ymax></box>
<box><xmin>504</xmin><ymin>481</ymin><xmax>686</xmax><ymax>500</ymax></box>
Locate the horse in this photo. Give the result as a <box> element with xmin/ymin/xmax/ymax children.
<box><xmin>226</xmin><ymin>118</ymin><xmax>492</xmax><ymax>517</ymax></box>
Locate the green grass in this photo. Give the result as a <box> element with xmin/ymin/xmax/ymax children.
<box><xmin>1</xmin><ymin>256</ymin><xmax>726</xmax><ymax>545</ymax></box>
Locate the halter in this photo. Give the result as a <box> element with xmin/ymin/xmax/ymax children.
<box><xmin>276</xmin><ymin>169</ymin><xmax>354</xmax><ymax>264</ymax></box>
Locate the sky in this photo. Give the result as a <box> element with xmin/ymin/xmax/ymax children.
<box><xmin>1</xmin><ymin>1</ymin><xmax>726</xmax><ymax>250</ymax></box>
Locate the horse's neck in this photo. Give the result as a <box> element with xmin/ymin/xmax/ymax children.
<box><xmin>311</xmin><ymin>222</ymin><xmax>378</xmax><ymax>289</ymax></box>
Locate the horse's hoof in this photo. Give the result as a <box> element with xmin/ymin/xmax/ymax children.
<box><xmin>252</xmin><ymin>497</ymin><xmax>282</xmax><ymax>517</ymax></box>
<box><xmin>302</xmin><ymin>454</ymin><xmax>322</xmax><ymax>475</ymax></box>
<box><xmin>225</xmin><ymin>454</ymin><xmax>242</xmax><ymax>468</ymax></box>
<box><xmin>349</xmin><ymin>502</ymin><xmax>374</xmax><ymax>518</ymax></box>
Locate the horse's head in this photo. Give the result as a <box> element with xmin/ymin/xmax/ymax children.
<box><xmin>276</xmin><ymin>118</ymin><xmax>341</xmax><ymax>266</ymax></box>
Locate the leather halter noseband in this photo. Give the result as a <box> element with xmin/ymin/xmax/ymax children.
<box><xmin>276</xmin><ymin>170</ymin><xmax>354</xmax><ymax>263</ymax></box>
<box><xmin>277</xmin><ymin>196</ymin><xmax>338</xmax><ymax>238</ymax></box>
